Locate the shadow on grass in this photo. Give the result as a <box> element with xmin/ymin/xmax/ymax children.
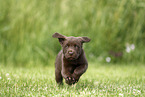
<box><xmin>57</xmin><ymin>79</ymin><xmax>99</xmax><ymax>90</ymax></box>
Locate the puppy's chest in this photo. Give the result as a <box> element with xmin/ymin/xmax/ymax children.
<box><xmin>65</xmin><ymin>62</ymin><xmax>81</xmax><ymax>73</ymax></box>
<box><xmin>67</xmin><ymin>64</ymin><xmax>79</xmax><ymax>73</ymax></box>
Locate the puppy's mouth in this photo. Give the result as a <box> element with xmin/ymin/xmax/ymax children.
<box><xmin>67</xmin><ymin>57</ymin><xmax>76</xmax><ymax>60</ymax></box>
<box><xmin>64</xmin><ymin>55</ymin><xmax>78</xmax><ymax>60</ymax></box>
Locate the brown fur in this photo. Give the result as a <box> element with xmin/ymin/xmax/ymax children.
<box><xmin>52</xmin><ymin>32</ymin><xmax>90</xmax><ymax>85</ymax></box>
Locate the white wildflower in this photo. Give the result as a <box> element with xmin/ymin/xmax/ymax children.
<box><xmin>119</xmin><ymin>93</ymin><xmax>123</xmax><ymax>96</ymax></box>
<box><xmin>6</xmin><ymin>73</ymin><xmax>9</xmax><ymax>76</ymax></box>
<box><xmin>125</xmin><ymin>43</ymin><xmax>135</xmax><ymax>53</ymax></box>
<box><xmin>130</xmin><ymin>44</ymin><xmax>135</xmax><ymax>50</ymax></box>
<box><xmin>137</xmin><ymin>90</ymin><xmax>141</xmax><ymax>94</ymax></box>
<box><xmin>106</xmin><ymin>57</ymin><xmax>111</xmax><ymax>63</ymax></box>
<box><xmin>0</xmin><ymin>77</ymin><xmax>2</xmax><ymax>79</ymax></box>
<box><xmin>126</xmin><ymin>46</ymin><xmax>131</xmax><ymax>53</ymax></box>
<box><xmin>8</xmin><ymin>78</ymin><xmax>10</xmax><ymax>80</ymax></box>
<box><xmin>92</xmin><ymin>90</ymin><xmax>95</xmax><ymax>94</ymax></box>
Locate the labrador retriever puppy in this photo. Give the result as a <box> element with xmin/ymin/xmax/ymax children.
<box><xmin>52</xmin><ymin>32</ymin><xmax>90</xmax><ymax>85</ymax></box>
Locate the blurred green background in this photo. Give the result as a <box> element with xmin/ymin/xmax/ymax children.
<box><xmin>0</xmin><ymin>0</ymin><xmax>145</xmax><ymax>66</ymax></box>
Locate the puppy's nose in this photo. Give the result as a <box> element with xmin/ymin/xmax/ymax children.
<box><xmin>68</xmin><ymin>50</ymin><xmax>74</xmax><ymax>55</ymax></box>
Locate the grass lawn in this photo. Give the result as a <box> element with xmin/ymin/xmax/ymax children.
<box><xmin>0</xmin><ymin>63</ymin><xmax>145</xmax><ymax>96</ymax></box>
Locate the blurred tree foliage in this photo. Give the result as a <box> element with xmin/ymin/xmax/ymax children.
<box><xmin>0</xmin><ymin>0</ymin><xmax>145</xmax><ymax>65</ymax></box>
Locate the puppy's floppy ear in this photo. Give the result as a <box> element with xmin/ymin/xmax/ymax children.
<box><xmin>52</xmin><ymin>32</ymin><xmax>66</xmax><ymax>45</ymax></box>
<box><xmin>80</xmin><ymin>37</ymin><xmax>91</xmax><ymax>43</ymax></box>
<box><xmin>52</xmin><ymin>32</ymin><xmax>66</xmax><ymax>39</ymax></box>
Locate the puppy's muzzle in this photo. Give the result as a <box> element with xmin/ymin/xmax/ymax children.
<box><xmin>68</xmin><ymin>50</ymin><xmax>74</xmax><ymax>55</ymax></box>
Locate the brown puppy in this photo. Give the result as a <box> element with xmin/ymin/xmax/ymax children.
<box><xmin>52</xmin><ymin>33</ymin><xmax>90</xmax><ymax>85</ymax></box>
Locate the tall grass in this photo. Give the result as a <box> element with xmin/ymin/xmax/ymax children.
<box><xmin>0</xmin><ymin>0</ymin><xmax>145</xmax><ymax>65</ymax></box>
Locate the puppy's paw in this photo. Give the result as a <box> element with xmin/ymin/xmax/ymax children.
<box><xmin>65</xmin><ymin>76</ymin><xmax>74</xmax><ymax>81</ymax></box>
<box><xmin>65</xmin><ymin>77</ymin><xmax>75</xmax><ymax>85</ymax></box>
<box><xmin>72</xmin><ymin>74</ymin><xmax>80</xmax><ymax>83</ymax></box>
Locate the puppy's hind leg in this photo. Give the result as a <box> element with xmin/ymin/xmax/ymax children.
<box><xmin>55</xmin><ymin>68</ymin><xmax>63</xmax><ymax>85</ymax></box>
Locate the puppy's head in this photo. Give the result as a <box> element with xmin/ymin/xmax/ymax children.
<box><xmin>53</xmin><ymin>32</ymin><xmax>90</xmax><ymax>60</ymax></box>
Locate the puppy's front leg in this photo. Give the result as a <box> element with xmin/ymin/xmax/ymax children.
<box><xmin>72</xmin><ymin>64</ymin><xmax>88</xmax><ymax>82</ymax></box>
<box><xmin>61</xmin><ymin>65</ymin><xmax>75</xmax><ymax>85</ymax></box>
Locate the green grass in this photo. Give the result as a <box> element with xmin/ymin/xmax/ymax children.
<box><xmin>0</xmin><ymin>64</ymin><xmax>145</xmax><ymax>96</ymax></box>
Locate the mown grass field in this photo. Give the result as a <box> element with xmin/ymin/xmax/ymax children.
<box><xmin>0</xmin><ymin>64</ymin><xmax>145</xmax><ymax>96</ymax></box>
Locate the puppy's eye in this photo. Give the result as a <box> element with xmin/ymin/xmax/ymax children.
<box><xmin>65</xmin><ymin>45</ymin><xmax>69</xmax><ymax>48</ymax></box>
<box><xmin>74</xmin><ymin>45</ymin><xmax>79</xmax><ymax>48</ymax></box>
